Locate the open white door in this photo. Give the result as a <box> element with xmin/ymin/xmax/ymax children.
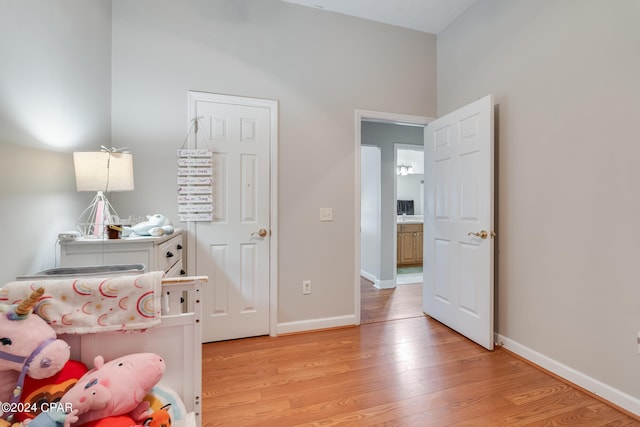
<box><xmin>423</xmin><ymin>95</ymin><xmax>495</xmax><ymax>350</ymax></box>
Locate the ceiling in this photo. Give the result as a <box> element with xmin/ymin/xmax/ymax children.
<box><xmin>281</xmin><ymin>0</ymin><xmax>478</xmax><ymax>34</ymax></box>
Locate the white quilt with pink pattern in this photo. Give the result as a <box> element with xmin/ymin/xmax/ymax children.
<box><xmin>0</xmin><ymin>271</ymin><xmax>163</xmax><ymax>334</ymax></box>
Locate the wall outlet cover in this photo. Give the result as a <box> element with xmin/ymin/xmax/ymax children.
<box><xmin>320</xmin><ymin>208</ymin><xmax>333</xmax><ymax>221</ymax></box>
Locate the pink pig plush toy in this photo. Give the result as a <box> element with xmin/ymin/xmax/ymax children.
<box><xmin>59</xmin><ymin>353</ymin><xmax>165</xmax><ymax>426</ymax></box>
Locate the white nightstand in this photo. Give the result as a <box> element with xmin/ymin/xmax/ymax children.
<box><xmin>59</xmin><ymin>229</ymin><xmax>185</xmax><ymax>277</ymax></box>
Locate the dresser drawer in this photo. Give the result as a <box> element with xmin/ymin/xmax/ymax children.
<box><xmin>157</xmin><ymin>234</ymin><xmax>183</xmax><ymax>273</ymax></box>
<box><xmin>165</xmin><ymin>259</ymin><xmax>185</xmax><ymax>278</ymax></box>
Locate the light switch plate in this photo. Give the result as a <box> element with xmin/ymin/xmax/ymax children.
<box><xmin>320</xmin><ymin>208</ymin><xmax>333</xmax><ymax>221</ymax></box>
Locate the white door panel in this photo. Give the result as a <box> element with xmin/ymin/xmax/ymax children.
<box><xmin>424</xmin><ymin>95</ymin><xmax>494</xmax><ymax>350</ymax></box>
<box><xmin>187</xmin><ymin>93</ymin><xmax>276</xmax><ymax>342</ymax></box>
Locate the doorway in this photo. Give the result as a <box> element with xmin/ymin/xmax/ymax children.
<box><xmin>355</xmin><ymin>110</ymin><xmax>430</xmax><ymax>324</ymax></box>
<box><xmin>356</xmin><ymin>97</ymin><xmax>495</xmax><ymax>350</ymax></box>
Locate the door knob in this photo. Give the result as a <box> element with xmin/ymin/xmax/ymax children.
<box><xmin>251</xmin><ymin>228</ymin><xmax>268</xmax><ymax>238</ymax></box>
<box><xmin>468</xmin><ymin>230</ymin><xmax>488</xmax><ymax>239</ymax></box>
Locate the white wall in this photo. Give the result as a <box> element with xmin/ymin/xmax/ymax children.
<box><xmin>0</xmin><ymin>0</ymin><xmax>435</xmax><ymax>322</ymax></box>
<box><xmin>439</xmin><ymin>0</ymin><xmax>640</xmax><ymax>409</ymax></box>
<box><xmin>109</xmin><ymin>0</ymin><xmax>437</xmax><ymax>325</ymax></box>
<box><xmin>0</xmin><ymin>0</ymin><xmax>112</xmax><ymax>283</ymax></box>
<box><xmin>360</xmin><ymin>146</ymin><xmax>381</xmax><ymax>282</ymax></box>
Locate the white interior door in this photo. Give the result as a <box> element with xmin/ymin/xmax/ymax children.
<box><xmin>187</xmin><ymin>92</ymin><xmax>277</xmax><ymax>343</ymax></box>
<box><xmin>423</xmin><ymin>95</ymin><xmax>495</xmax><ymax>350</ymax></box>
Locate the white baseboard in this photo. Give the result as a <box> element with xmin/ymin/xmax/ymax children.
<box><xmin>360</xmin><ymin>270</ymin><xmax>377</xmax><ymax>284</ymax></box>
<box><xmin>374</xmin><ymin>279</ymin><xmax>396</xmax><ymax>289</ymax></box>
<box><xmin>360</xmin><ymin>270</ymin><xmax>396</xmax><ymax>289</ymax></box>
<box><xmin>496</xmin><ymin>333</ymin><xmax>640</xmax><ymax>416</ymax></box>
<box><xmin>277</xmin><ymin>315</ymin><xmax>357</xmax><ymax>335</ymax></box>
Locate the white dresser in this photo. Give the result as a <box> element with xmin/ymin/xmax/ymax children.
<box><xmin>59</xmin><ymin>229</ymin><xmax>185</xmax><ymax>277</ymax></box>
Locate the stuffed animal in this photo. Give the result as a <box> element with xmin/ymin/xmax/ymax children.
<box><xmin>20</xmin><ymin>407</ymin><xmax>78</xmax><ymax>427</ymax></box>
<box><xmin>141</xmin><ymin>404</ymin><xmax>171</xmax><ymax>427</ymax></box>
<box><xmin>59</xmin><ymin>353</ymin><xmax>165</xmax><ymax>426</ymax></box>
<box><xmin>80</xmin><ymin>415</ymin><xmax>136</xmax><ymax>427</ymax></box>
<box><xmin>15</xmin><ymin>360</ymin><xmax>88</xmax><ymax>423</ymax></box>
<box><xmin>0</xmin><ymin>288</ymin><xmax>70</xmax><ymax>423</ymax></box>
<box><xmin>0</xmin><ymin>406</ymin><xmax>78</xmax><ymax>427</ymax></box>
<box><xmin>124</xmin><ymin>215</ymin><xmax>174</xmax><ymax>237</ymax></box>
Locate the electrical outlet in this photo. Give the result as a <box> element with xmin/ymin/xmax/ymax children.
<box><xmin>303</xmin><ymin>280</ymin><xmax>312</xmax><ymax>295</ymax></box>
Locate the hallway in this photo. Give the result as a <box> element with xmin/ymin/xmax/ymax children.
<box><xmin>360</xmin><ymin>277</ymin><xmax>423</xmax><ymax>324</ymax></box>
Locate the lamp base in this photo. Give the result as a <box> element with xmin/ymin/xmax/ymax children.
<box><xmin>76</xmin><ymin>191</ymin><xmax>121</xmax><ymax>237</ymax></box>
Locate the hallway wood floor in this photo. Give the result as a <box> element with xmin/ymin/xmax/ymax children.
<box><xmin>360</xmin><ymin>277</ymin><xmax>422</xmax><ymax>324</ymax></box>
<box><xmin>201</xmin><ymin>285</ymin><xmax>639</xmax><ymax>426</ymax></box>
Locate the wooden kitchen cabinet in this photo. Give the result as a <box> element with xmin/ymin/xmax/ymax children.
<box><xmin>397</xmin><ymin>223</ymin><xmax>423</xmax><ymax>266</ymax></box>
<box><xmin>59</xmin><ymin>229</ymin><xmax>185</xmax><ymax>277</ymax></box>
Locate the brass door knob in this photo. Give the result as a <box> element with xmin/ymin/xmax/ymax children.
<box><xmin>252</xmin><ymin>228</ymin><xmax>268</xmax><ymax>237</ymax></box>
<box><xmin>468</xmin><ymin>230</ymin><xmax>488</xmax><ymax>239</ymax></box>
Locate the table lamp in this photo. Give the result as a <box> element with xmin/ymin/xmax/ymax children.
<box><xmin>73</xmin><ymin>148</ymin><xmax>134</xmax><ymax>237</ymax></box>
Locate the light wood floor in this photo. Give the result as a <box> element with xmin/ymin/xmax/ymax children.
<box><xmin>360</xmin><ymin>277</ymin><xmax>422</xmax><ymax>324</ymax></box>
<box><xmin>201</xmin><ymin>282</ymin><xmax>639</xmax><ymax>426</ymax></box>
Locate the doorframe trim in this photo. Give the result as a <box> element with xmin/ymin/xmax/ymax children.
<box><xmin>186</xmin><ymin>91</ymin><xmax>279</xmax><ymax>337</ymax></box>
<box><xmin>354</xmin><ymin>109</ymin><xmax>431</xmax><ymax>324</ymax></box>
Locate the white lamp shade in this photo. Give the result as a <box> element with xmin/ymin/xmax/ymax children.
<box><xmin>73</xmin><ymin>151</ymin><xmax>134</xmax><ymax>192</ymax></box>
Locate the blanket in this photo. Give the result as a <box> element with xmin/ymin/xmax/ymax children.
<box><xmin>0</xmin><ymin>271</ymin><xmax>163</xmax><ymax>334</ymax></box>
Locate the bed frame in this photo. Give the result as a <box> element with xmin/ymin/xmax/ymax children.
<box><xmin>59</xmin><ymin>276</ymin><xmax>205</xmax><ymax>426</ymax></box>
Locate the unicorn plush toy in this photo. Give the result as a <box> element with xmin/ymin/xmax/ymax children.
<box><xmin>0</xmin><ymin>288</ymin><xmax>71</xmax><ymax>423</ymax></box>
